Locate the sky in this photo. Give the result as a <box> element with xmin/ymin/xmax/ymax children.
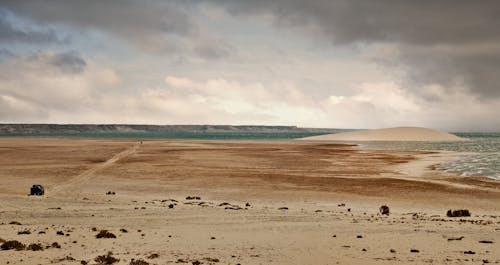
<box><xmin>0</xmin><ymin>0</ymin><xmax>499</xmax><ymax>131</ymax></box>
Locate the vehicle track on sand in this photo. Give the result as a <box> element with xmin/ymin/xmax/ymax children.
<box><xmin>50</xmin><ymin>142</ymin><xmax>140</xmax><ymax>196</ymax></box>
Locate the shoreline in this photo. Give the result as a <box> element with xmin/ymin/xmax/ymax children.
<box><xmin>1</xmin><ymin>137</ymin><xmax>499</xmax><ymax>264</ymax></box>
<box><xmin>0</xmin><ymin>137</ymin><xmax>498</xmax><ymax>204</ymax></box>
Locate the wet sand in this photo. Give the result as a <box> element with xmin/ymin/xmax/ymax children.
<box><xmin>0</xmin><ymin>138</ymin><xmax>499</xmax><ymax>264</ymax></box>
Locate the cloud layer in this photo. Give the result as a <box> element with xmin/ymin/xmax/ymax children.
<box><xmin>209</xmin><ymin>0</ymin><xmax>500</xmax><ymax>98</ymax></box>
<box><xmin>0</xmin><ymin>1</ymin><xmax>499</xmax><ymax>131</ymax></box>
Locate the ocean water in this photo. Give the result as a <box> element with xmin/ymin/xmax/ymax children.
<box><xmin>357</xmin><ymin>133</ymin><xmax>500</xmax><ymax>180</ymax></box>
<box><xmin>0</xmin><ymin>131</ymin><xmax>328</xmax><ymax>140</ymax></box>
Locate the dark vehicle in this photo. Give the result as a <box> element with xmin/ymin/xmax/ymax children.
<box><xmin>379</xmin><ymin>205</ymin><xmax>390</xmax><ymax>215</ymax></box>
<box><xmin>30</xmin><ymin>184</ymin><xmax>44</xmax><ymax>196</ymax></box>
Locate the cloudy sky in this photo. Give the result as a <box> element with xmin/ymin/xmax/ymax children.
<box><xmin>0</xmin><ymin>0</ymin><xmax>499</xmax><ymax>131</ymax></box>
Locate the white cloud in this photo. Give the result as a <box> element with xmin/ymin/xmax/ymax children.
<box><xmin>328</xmin><ymin>95</ymin><xmax>345</xmax><ymax>105</ymax></box>
<box><xmin>1</xmin><ymin>50</ymin><xmax>499</xmax><ymax>131</ymax></box>
<box><xmin>159</xmin><ymin>75</ymin><xmax>324</xmax><ymax>125</ymax></box>
<box><xmin>321</xmin><ymin>81</ymin><xmax>500</xmax><ymax>131</ymax></box>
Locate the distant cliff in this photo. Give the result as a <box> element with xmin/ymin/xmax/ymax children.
<box><xmin>0</xmin><ymin>124</ymin><xmax>339</xmax><ymax>134</ymax></box>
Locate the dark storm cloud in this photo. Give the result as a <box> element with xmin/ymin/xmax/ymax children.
<box><xmin>0</xmin><ymin>0</ymin><xmax>195</xmax><ymax>52</ymax></box>
<box><xmin>192</xmin><ymin>38</ymin><xmax>234</xmax><ymax>60</ymax></box>
<box><xmin>208</xmin><ymin>0</ymin><xmax>500</xmax><ymax>45</ymax></box>
<box><xmin>47</xmin><ymin>51</ymin><xmax>86</xmax><ymax>74</ymax></box>
<box><xmin>206</xmin><ymin>0</ymin><xmax>500</xmax><ymax>97</ymax></box>
<box><xmin>20</xmin><ymin>51</ymin><xmax>86</xmax><ymax>74</ymax></box>
<box><xmin>0</xmin><ymin>48</ymin><xmax>15</xmax><ymax>61</ymax></box>
<box><xmin>3</xmin><ymin>0</ymin><xmax>500</xmax><ymax>98</ymax></box>
<box><xmin>0</xmin><ymin>8</ymin><xmax>63</xmax><ymax>44</ymax></box>
<box><xmin>397</xmin><ymin>44</ymin><xmax>500</xmax><ymax>99</ymax></box>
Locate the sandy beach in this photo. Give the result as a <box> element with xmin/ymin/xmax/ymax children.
<box><xmin>3</xmin><ymin>0</ymin><xmax>500</xmax><ymax>264</ymax></box>
<box><xmin>1</xmin><ymin>138</ymin><xmax>499</xmax><ymax>264</ymax></box>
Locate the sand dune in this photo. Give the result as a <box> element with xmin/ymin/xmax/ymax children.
<box><xmin>300</xmin><ymin>126</ymin><xmax>465</xmax><ymax>142</ymax></box>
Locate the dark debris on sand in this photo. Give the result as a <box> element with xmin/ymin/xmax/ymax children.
<box><xmin>52</xmin><ymin>256</ymin><xmax>76</xmax><ymax>263</ymax></box>
<box><xmin>17</xmin><ymin>230</ymin><xmax>31</xmax><ymax>235</ymax></box>
<box><xmin>129</xmin><ymin>258</ymin><xmax>149</xmax><ymax>265</ymax></box>
<box><xmin>50</xmin><ymin>242</ymin><xmax>61</xmax><ymax>249</ymax></box>
<box><xmin>27</xmin><ymin>243</ymin><xmax>43</xmax><ymax>251</ymax></box>
<box><xmin>1</xmin><ymin>240</ymin><xmax>25</xmax><ymax>250</ymax></box>
<box><xmin>95</xmin><ymin>251</ymin><xmax>119</xmax><ymax>264</ymax></box>
<box><xmin>147</xmin><ymin>253</ymin><xmax>159</xmax><ymax>259</ymax></box>
<box><xmin>96</xmin><ymin>230</ymin><xmax>117</xmax><ymax>239</ymax></box>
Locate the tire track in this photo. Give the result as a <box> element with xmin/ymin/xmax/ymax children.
<box><xmin>50</xmin><ymin>142</ymin><xmax>140</xmax><ymax>196</ymax></box>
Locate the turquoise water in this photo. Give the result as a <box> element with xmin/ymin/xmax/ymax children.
<box><xmin>357</xmin><ymin>133</ymin><xmax>500</xmax><ymax>180</ymax></box>
<box><xmin>0</xmin><ymin>131</ymin><xmax>327</xmax><ymax>140</ymax></box>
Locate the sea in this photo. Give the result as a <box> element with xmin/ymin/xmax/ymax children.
<box><xmin>355</xmin><ymin>133</ymin><xmax>500</xmax><ymax>181</ymax></box>
<box><xmin>1</xmin><ymin>131</ymin><xmax>499</xmax><ymax>181</ymax></box>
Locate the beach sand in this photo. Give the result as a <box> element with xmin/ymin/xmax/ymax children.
<box><xmin>0</xmin><ymin>138</ymin><xmax>499</xmax><ymax>264</ymax></box>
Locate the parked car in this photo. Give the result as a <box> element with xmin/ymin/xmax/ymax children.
<box><xmin>30</xmin><ymin>184</ymin><xmax>44</xmax><ymax>196</ymax></box>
